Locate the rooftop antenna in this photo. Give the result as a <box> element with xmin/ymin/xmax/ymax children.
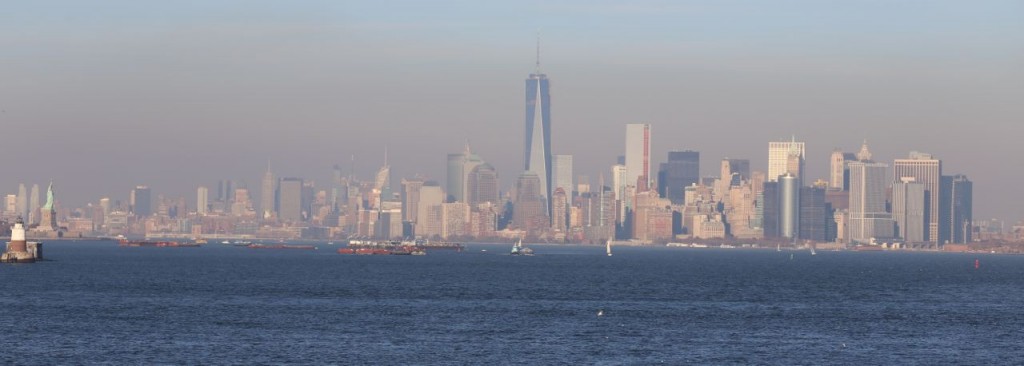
<box><xmin>349</xmin><ymin>154</ymin><xmax>356</xmax><ymax>181</ymax></box>
<box><xmin>384</xmin><ymin>146</ymin><xmax>389</xmax><ymax>167</ymax></box>
<box><xmin>535</xmin><ymin>29</ymin><xmax>541</xmax><ymax>74</ymax></box>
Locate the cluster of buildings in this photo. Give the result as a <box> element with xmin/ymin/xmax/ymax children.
<box><xmin>0</xmin><ymin>53</ymin><xmax>993</xmax><ymax>248</ymax></box>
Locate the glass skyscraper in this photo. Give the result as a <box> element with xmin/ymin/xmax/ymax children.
<box><xmin>525</xmin><ymin>67</ymin><xmax>551</xmax><ymax>215</ymax></box>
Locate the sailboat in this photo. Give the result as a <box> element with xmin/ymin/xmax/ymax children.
<box><xmin>606</xmin><ymin>240</ymin><xmax>612</xmax><ymax>257</ymax></box>
<box><xmin>511</xmin><ymin>238</ymin><xmax>533</xmax><ymax>256</ymax></box>
<box><xmin>810</xmin><ymin>245</ymin><xmax>817</xmax><ymax>256</ymax></box>
<box><xmin>777</xmin><ymin>243</ymin><xmax>781</xmax><ymax>252</ymax></box>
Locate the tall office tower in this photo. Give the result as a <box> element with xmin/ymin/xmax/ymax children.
<box><xmin>374</xmin><ymin>164</ymin><xmax>391</xmax><ymax>205</ymax></box>
<box><xmin>217</xmin><ymin>180</ymin><xmax>235</xmax><ymax>203</ymax></box>
<box><xmin>768</xmin><ymin>138</ymin><xmax>805</xmax><ymax>182</ymax></box>
<box><xmin>611</xmin><ymin>164</ymin><xmax>627</xmax><ymax>201</ymax></box>
<box><xmin>848</xmin><ymin>161</ymin><xmax>893</xmax><ymax>243</ymax></box>
<box><xmin>467</xmin><ymin>163</ymin><xmax>499</xmax><ymax>206</ymax></box>
<box><xmin>131</xmin><ymin>186</ymin><xmax>152</xmax><ymax>217</ymax></box>
<box><xmin>231</xmin><ymin>188</ymin><xmax>254</xmax><ymax>217</ymax></box>
<box><xmin>658</xmin><ymin>150</ymin><xmax>700</xmax><ymax>205</ymax></box>
<box><xmin>942</xmin><ymin>174</ymin><xmax>973</xmax><ymax>244</ymax></box>
<box><xmin>16</xmin><ymin>184</ymin><xmax>27</xmax><ymax>219</ymax></box>
<box><xmin>892</xmin><ymin>178</ymin><xmax>926</xmax><ymax>243</ymax></box>
<box><xmin>440</xmin><ymin>202</ymin><xmax>470</xmax><ymax>239</ymax></box>
<box><xmin>416</xmin><ymin>182</ymin><xmax>445</xmax><ymax>238</ymax></box>
<box><xmin>513</xmin><ymin>171</ymin><xmax>549</xmax><ymax>235</ymax></box>
<box><xmin>401</xmin><ymin>179</ymin><xmax>424</xmax><ymax>223</ymax></box>
<box><xmin>798</xmin><ymin>186</ymin><xmax>828</xmax><ymax>242</ymax></box>
<box><xmin>722</xmin><ymin>159</ymin><xmax>751</xmax><ymax>182</ymax></box>
<box><xmin>446</xmin><ymin>145</ymin><xmax>484</xmax><ymax>203</ymax></box>
<box><xmin>4</xmin><ymin>195</ymin><xmax>16</xmax><ymax>216</ymax></box>
<box><xmin>893</xmin><ymin>151</ymin><xmax>942</xmax><ymax>244</ymax></box>
<box><xmin>625</xmin><ymin>123</ymin><xmax>652</xmax><ymax>191</ymax></box>
<box><xmin>761</xmin><ymin>182</ymin><xmax>780</xmax><ymax>239</ymax></box>
<box><xmin>277</xmin><ymin>178</ymin><xmax>304</xmax><ymax>222</ymax></box>
<box><xmin>29</xmin><ymin>184</ymin><xmax>39</xmax><ymax>224</ymax></box>
<box><xmin>830</xmin><ymin>149</ymin><xmax>858</xmax><ymax>190</ymax></box>
<box><xmin>260</xmin><ymin>165</ymin><xmax>275</xmax><ymax>219</ymax></box>
<box><xmin>524</xmin><ymin>44</ymin><xmax>552</xmax><ymax>214</ymax></box>
<box><xmin>99</xmin><ymin>197</ymin><xmax>111</xmax><ymax>217</ymax></box>
<box><xmin>197</xmin><ymin>186</ymin><xmax>209</xmax><ymax>215</ymax></box>
<box><xmin>552</xmin><ymin>155</ymin><xmax>573</xmax><ymax>197</ymax></box>
<box><xmin>551</xmin><ymin>187</ymin><xmax>568</xmax><ymax>233</ymax></box>
<box><xmin>779</xmin><ymin>173</ymin><xmax>801</xmax><ymax>240</ymax></box>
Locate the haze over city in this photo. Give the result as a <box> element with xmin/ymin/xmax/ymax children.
<box><xmin>1</xmin><ymin>0</ymin><xmax>1021</xmax><ymax>221</ymax></box>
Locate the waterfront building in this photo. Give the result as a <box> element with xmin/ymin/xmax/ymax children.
<box><xmin>893</xmin><ymin>151</ymin><xmax>942</xmax><ymax>244</ymax></box>
<box><xmin>892</xmin><ymin>178</ymin><xmax>926</xmax><ymax>243</ymax></box>
<box><xmin>798</xmin><ymin>186</ymin><xmax>828</xmax><ymax>242</ymax></box>
<box><xmin>848</xmin><ymin>161</ymin><xmax>893</xmax><ymax>243</ymax></box>
<box><xmin>779</xmin><ymin>173</ymin><xmax>800</xmax><ymax>240</ymax></box>
<box><xmin>941</xmin><ymin>174</ymin><xmax>973</xmax><ymax>244</ymax></box>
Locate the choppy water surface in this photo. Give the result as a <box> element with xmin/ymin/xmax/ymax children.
<box><xmin>2</xmin><ymin>241</ymin><xmax>1023</xmax><ymax>364</ymax></box>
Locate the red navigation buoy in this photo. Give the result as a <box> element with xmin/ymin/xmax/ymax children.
<box><xmin>975</xmin><ymin>259</ymin><xmax>980</xmax><ymax>270</ymax></box>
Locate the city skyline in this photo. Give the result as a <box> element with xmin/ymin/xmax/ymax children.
<box><xmin>1</xmin><ymin>1</ymin><xmax>1021</xmax><ymax>221</ymax></box>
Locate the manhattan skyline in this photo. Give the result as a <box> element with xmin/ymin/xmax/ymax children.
<box><xmin>1</xmin><ymin>1</ymin><xmax>1021</xmax><ymax>221</ymax></box>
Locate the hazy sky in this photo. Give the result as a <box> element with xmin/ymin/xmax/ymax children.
<box><xmin>2</xmin><ymin>1</ymin><xmax>1022</xmax><ymax>221</ymax></box>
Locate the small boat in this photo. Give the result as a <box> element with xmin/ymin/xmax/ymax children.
<box><xmin>510</xmin><ymin>238</ymin><xmax>533</xmax><ymax>256</ymax></box>
<box><xmin>810</xmin><ymin>246</ymin><xmax>817</xmax><ymax>256</ymax></box>
<box><xmin>606</xmin><ymin>240</ymin><xmax>612</xmax><ymax>257</ymax></box>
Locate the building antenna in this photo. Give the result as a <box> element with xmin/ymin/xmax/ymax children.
<box><xmin>535</xmin><ymin>29</ymin><xmax>541</xmax><ymax>74</ymax></box>
<box><xmin>349</xmin><ymin>154</ymin><xmax>356</xmax><ymax>181</ymax></box>
<box><xmin>384</xmin><ymin>146</ymin><xmax>389</xmax><ymax>167</ymax></box>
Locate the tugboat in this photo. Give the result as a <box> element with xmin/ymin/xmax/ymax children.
<box><xmin>510</xmin><ymin>238</ymin><xmax>533</xmax><ymax>256</ymax></box>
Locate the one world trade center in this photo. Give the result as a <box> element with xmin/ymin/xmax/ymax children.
<box><xmin>524</xmin><ymin>42</ymin><xmax>552</xmax><ymax>216</ymax></box>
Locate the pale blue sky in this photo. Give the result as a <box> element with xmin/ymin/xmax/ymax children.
<box><xmin>1</xmin><ymin>1</ymin><xmax>1022</xmax><ymax>220</ymax></box>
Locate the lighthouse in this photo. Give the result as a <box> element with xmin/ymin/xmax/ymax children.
<box><xmin>2</xmin><ymin>217</ymin><xmax>42</xmax><ymax>263</ymax></box>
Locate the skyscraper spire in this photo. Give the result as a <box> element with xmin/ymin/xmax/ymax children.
<box><xmin>535</xmin><ymin>29</ymin><xmax>541</xmax><ymax>74</ymax></box>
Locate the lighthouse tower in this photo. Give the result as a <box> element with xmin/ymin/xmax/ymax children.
<box><xmin>2</xmin><ymin>217</ymin><xmax>41</xmax><ymax>263</ymax></box>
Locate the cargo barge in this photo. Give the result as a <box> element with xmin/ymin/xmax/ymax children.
<box><xmin>246</xmin><ymin>244</ymin><xmax>317</xmax><ymax>250</ymax></box>
<box><xmin>118</xmin><ymin>240</ymin><xmax>201</xmax><ymax>248</ymax></box>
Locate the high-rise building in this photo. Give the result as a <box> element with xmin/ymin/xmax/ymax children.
<box><xmin>761</xmin><ymin>182</ymin><xmax>780</xmax><ymax>239</ymax></box>
<box><xmin>768</xmin><ymin>138</ymin><xmax>805</xmax><ymax>182</ymax></box>
<box><xmin>658</xmin><ymin>150</ymin><xmax>700</xmax><ymax>205</ymax></box>
<box><xmin>798</xmin><ymin>186</ymin><xmax>828</xmax><ymax>242</ymax></box>
<box><xmin>893</xmin><ymin>151</ymin><xmax>942</xmax><ymax>244</ymax></box>
<box><xmin>892</xmin><ymin>178</ymin><xmax>926</xmax><ymax>243</ymax></box>
<box><xmin>260</xmin><ymin>165</ymin><xmax>275</xmax><ymax>219</ymax></box>
<box><xmin>29</xmin><ymin>184</ymin><xmax>39</xmax><ymax>224</ymax></box>
<box><xmin>611</xmin><ymin>164</ymin><xmax>627</xmax><ymax>201</ymax></box>
<box><xmin>779</xmin><ymin>173</ymin><xmax>800</xmax><ymax>240</ymax></box>
<box><xmin>830</xmin><ymin>149</ymin><xmax>859</xmax><ymax>190</ymax></box>
<box><xmin>551</xmin><ymin>187</ymin><xmax>568</xmax><ymax>233</ymax></box>
<box><xmin>552</xmin><ymin>154</ymin><xmax>573</xmax><ymax>197</ymax></box>
<box><xmin>524</xmin><ymin>50</ymin><xmax>552</xmax><ymax>214</ymax></box>
<box><xmin>401</xmin><ymin>179</ymin><xmax>424</xmax><ymax>224</ymax></box>
<box><xmin>446</xmin><ymin>145</ymin><xmax>484</xmax><ymax>203</ymax></box>
<box><xmin>513</xmin><ymin>171</ymin><xmax>548</xmax><ymax>235</ymax></box>
<box><xmin>16</xmin><ymin>184</ymin><xmax>27</xmax><ymax>219</ymax></box>
<box><xmin>848</xmin><ymin>161</ymin><xmax>893</xmax><ymax>243</ymax></box>
<box><xmin>131</xmin><ymin>186</ymin><xmax>152</xmax><ymax>217</ymax></box>
<box><xmin>942</xmin><ymin>174</ymin><xmax>973</xmax><ymax>244</ymax></box>
<box><xmin>197</xmin><ymin>186</ymin><xmax>209</xmax><ymax>215</ymax></box>
<box><xmin>466</xmin><ymin>163</ymin><xmax>499</xmax><ymax>206</ymax></box>
<box><xmin>625</xmin><ymin>123</ymin><xmax>651</xmax><ymax>190</ymax></box>
<box><xmin>416</xmin><ymin>183</ymin><xmax>445</xmax><ymax>238</ymax></box>
<box><xmin>277</xmin><ymin>178</ymin><xmax>304</xmax><ymax>222</ymax></box>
